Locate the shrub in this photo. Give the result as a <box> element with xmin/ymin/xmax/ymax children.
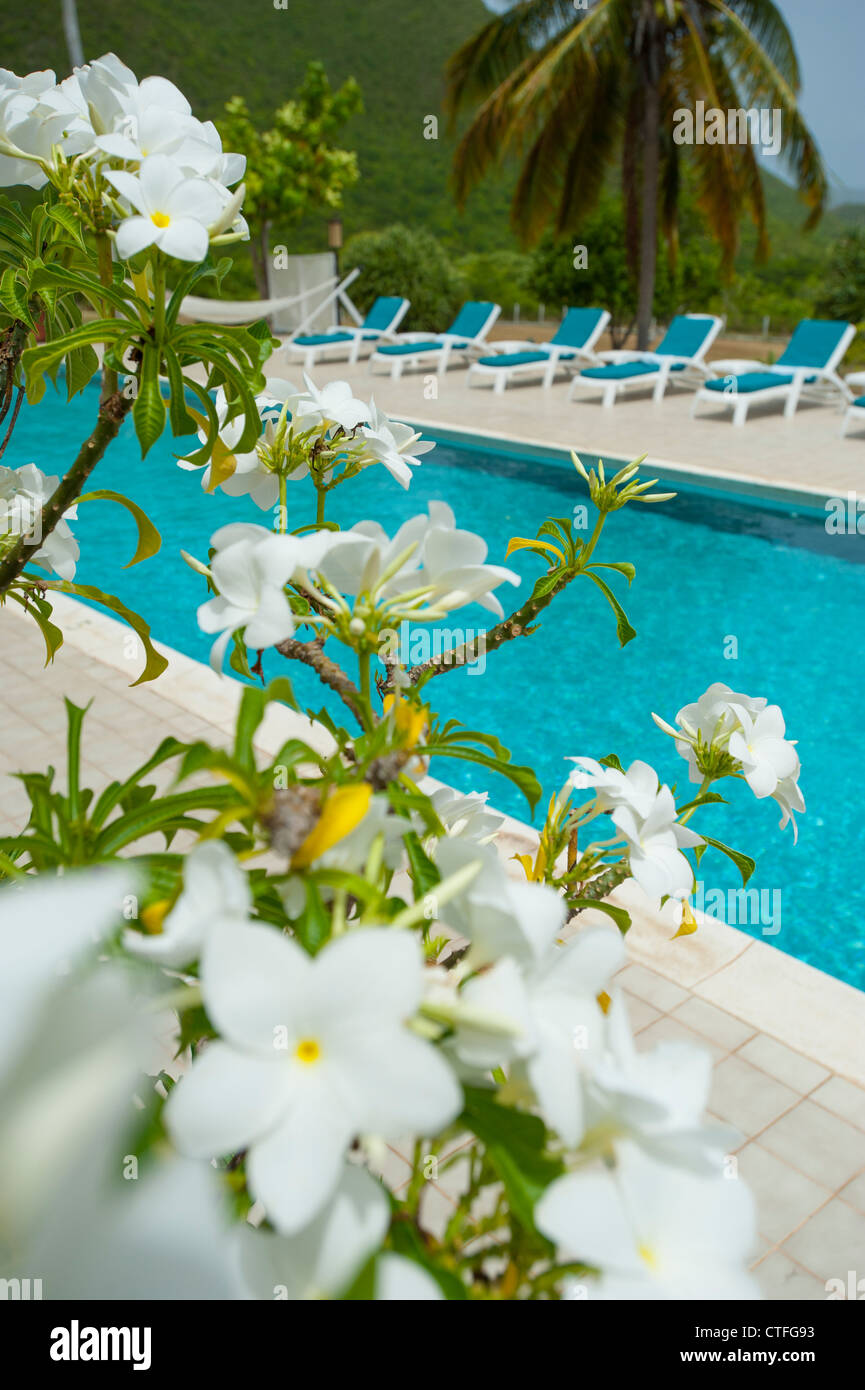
<box><xmin>343</xmin><ymin>223</ymin><xmax>466</xmax><ymax>332</ymax></box>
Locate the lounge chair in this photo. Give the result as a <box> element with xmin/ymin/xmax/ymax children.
<box><xmin>841</xmin><ymin>394</ymin><xmax>865</xmax><ymax>438</ymax></box>
<box><xmin>568</xmin><ymin>314</ymin><xmax>723</xmax><ymax>407</ymax></box>
<box><xmin>692</xmin><ymin>319</ymin><xmax>856</xmax><ymax>426</ymax></box>
<box><xmin>467</xmin><ymin>307</ymin><xmax>611</xmax><ymax>393</ymax></box>
<box><xmin>285</xmin><ymin>295</ymin><xmax>410</xmax><ymax>372</ymax></box>
<box><xmin>369</xmin><ymin>301</ymin><xmax>501</xmax><ymax>378</ymax></box>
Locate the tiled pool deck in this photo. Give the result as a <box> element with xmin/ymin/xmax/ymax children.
<box><xmin>268</xmin><ymin>345</ymin><xmax>865</xmax><ymax>507</ymax></box>
<box><xmin>1</xmin><ymin>593</ymin><xmax>863</xmax><ymax>1300</ymax></box>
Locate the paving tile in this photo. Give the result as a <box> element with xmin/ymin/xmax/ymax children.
<box><xmin>671</xmin><ymin>997</ymin><xmax>756</xmax><ymax>1051</ymax></box>
<box><xmin>810</xmin><ymin>1077</ymin><xmax>865</xmax><ymax>1132</ymax></box>
<box><xmin>839</xmin><ymin>1173</ymin><xmax>865</xmax><ymax>1214</ymax></box>
<box><xmin>737</xmin><ymin>1035</ymin><xmax>831</xmax><ymax>1095</ymax></box>
<box><xmin>615</xmin><ymin>962</ymin><xmax>690</xmax><ymax>1013</ymax></box>
<box><xmin>754</xmin><ymin>1252</ymin><xmax>828</xmax><ymax>1301</ymax></box>
<box><xmin>736</xmin><ymin>1143</ymin><xmax>831</xmax><ymax>1243</ymax></box>
<box><xmin>781</xmin><ymin>1198</ymin><xmax>865</xmax><ymax>1286</ymax></box>
<box><xmin>711</xmin><ymin>1056</ymin><xmax>799</xmax><ymax>1135</ymax></box>
<box><xmin>622</xmin><ymin>991</ymin><xmax>662</xmax><ymax>1033</ymax></box>
<box><xmin>760</xmin><ymin>1101</ymin><xmax>865</xmax><ymax>1190</ymax></box>
<box><xmin>636</xmin><ymin>1014</ymin><xmax>726</xmax><ymax>1065</ymax></box>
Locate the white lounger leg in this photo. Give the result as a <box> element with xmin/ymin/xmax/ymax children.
<box><xmin>602</xmin><ymin>382</ymin><xmax>617</xmax><ymax>408</ymax></box>
<box><xmin>494</xmin><ymin>372</ymin><xmax>507</xmax><ymax>395</ymax></box>
<box><xmin>391</xmin><ymin>360</ymin><xmax>404</xmax><ymax>381</ymax></box>
<box><xmin>783</xmin><ymin>379</ymin><xmax>803</xmax><ymax>419</ymax></box>
<box><xmin>437</xmin><ymin>343</ymin><xmax>452</xmax><ymax>377</ymax></box>
<box><xmin>732</xmin><ymin>396</ymin><xmax>749</xmax><ymax>427</ymax></box>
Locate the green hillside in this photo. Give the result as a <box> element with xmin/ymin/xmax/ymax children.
<box><xmin>2</xmin><ymin>0</ymin><xmax>861</xmax><ymax>314</ymax></box>
<box><xmin>0</xmin><ymin>0</ymin><xmax>517</xmax><ymax>253</ymax></box>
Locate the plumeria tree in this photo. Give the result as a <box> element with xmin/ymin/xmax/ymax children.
<box><xmin>0</xmin><ymin>54</ymin><xmax>804</xmax><ymax>1301</ymax></box>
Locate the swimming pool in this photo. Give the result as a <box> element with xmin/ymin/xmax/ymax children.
<box><xmin>10</xmin><ymin>383</ymin><xmax>865</xmax><ymax>988</ymax></box>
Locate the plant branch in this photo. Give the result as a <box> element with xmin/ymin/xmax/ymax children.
<box><xmin>0</xmin><ymin>388</ymin><xmax>133</xmax><ymax>593</ymax></box>
<box><xmin>405</xmin><ymin>568</ymin><xmax>578</xmax><ymax>687</ymax></box>
<box><xmin>275</xmin><ymin>633</ymin><xmax>365</xmax><ymax>724</ymax></box>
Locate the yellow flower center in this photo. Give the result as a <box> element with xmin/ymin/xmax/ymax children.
<box><xmin>638</xmin><ymin>1243</ymin><xmax>659</xmax><ymax>1271</ymax></box>
<box><xmin>151</xmin><ymin>211</ymin><xmax>171</xmax><ymax>228</ymax></box>
<box><xmin>295</xmin><ymin>1038</ymin><xmax>321</xmax><ymax>1066</ymax></box>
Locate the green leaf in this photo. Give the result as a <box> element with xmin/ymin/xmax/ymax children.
<box><xmin>21</xmin><ymin>319</ymin><xmax>124</xmax><ymax>403</ymax></box>
<box><xmin>676</xmin><ymin>791</ymin><xmax>727</xmax><ymax>816</ymax></box>
<box><xmin>296</xmin><ymin>878</ymin><xmax>331</xmax><ymax>955</ymax></box>
<box><xmin>75</xmin><ymin>489</ymin><xmax>162</xmax><ymax>567</ymax></box>
<box><xmin>585</xmin><ymin>569</ymin><xmax>637</xmax><ymax>647</ymax></box>
<box><xmin>132</xmin><ymin>347</ymin><xmax>166</xmax><ymax>457</ymax></box>
<box><xmin>233</xmin><ymin>678</ymin><xmax>297</xmax><ymax>772</ymax></box>
<box><xmin>0</xmin><ymin>266</ymin><xmax>32</xmax><ymax>325</ymax></box>
<box><xmin>162</xmin><ymin>346</ymin><xmax>198</xmax><ymax>437</ymax></box>
<box><xmin>598</xmin><ymin>753</ymin><xmax>624</xmax><ymax>772</ymax></box>
<box><xmin>64</xmin><ymin>697</ymin><xmax>90</xmax><ymax>823</ymax></box>
<box><xmin>46</xmin><ymin>202</ymin><xmax>87</xmax><ymax>250</ymax></box>
<box><xmin>694</xmin><ymin>834</ymin><xmax>756</xmax><ymax>887</ymax></box>
<box><xmin>65</xmin><ymin>343</ymin><xmax>100</xmax><ymax>399</ymax></box>
<box><xmin>42</xmin><ymin>579</ymin><xmax>168</xmax><ymax>685</ymax></box>
<box><xmin>568</xmin><ymin>896</ymin><xmax>631</xmax><ymax>932</ymax></box>
<box><xmin>91</xmin><ymin>785</ymin><xmax>243</xmax><ymax>857</ymax></box>
<box><xmin>461</xmin><ymin>1087</ymin><xmax>563</xmax><ymax>1237</ymax></box>
<box><xmin>591</xmin><ymin>560</ymin><xmax>636</xmax><ymax>585</ymax></box>
<box><xmin>421</xmin><ymin>742</ymin><xmax>541</xmax><ymax>814</ymax></box>
<box><xmin>403</xmin><ymin>830</ymin><xmax>441</xmax><ymax>898</ymax></box>
<box><xmin>5</xmin><ymin>589</ymin><xmax>63</xmax><ymax>665</ymax></box>
<box><xmin>89</xmin><ymin>736</ymin><xmax>190</xmax><ymax>830</ymax></box>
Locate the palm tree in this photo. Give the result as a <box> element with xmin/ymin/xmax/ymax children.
<box><xmin>445</xmin><ymin>0</ymin><xmax>826</xmax><ymax>348</ymax></box>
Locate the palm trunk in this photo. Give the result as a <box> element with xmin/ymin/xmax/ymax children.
<box><xmin>62</xmin><ymin>0</ymin><xmax>84</xmax><ymax>68</ymax></box>
<box><xmin>636</xmin><ymin>71</ymin><xmax>660</xmax><ymax>351</ymax></box>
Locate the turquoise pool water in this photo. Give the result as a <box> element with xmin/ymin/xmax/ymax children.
<box><xmin>10</xmin><ymin>383</ymin><xmax>865</xmax><ymax>988</ymax></box>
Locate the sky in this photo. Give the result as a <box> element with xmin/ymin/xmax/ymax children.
<box><xmin>482</xmin><ymin>0</ymin><xmax>863</xmax><ymax>200</ymax></box>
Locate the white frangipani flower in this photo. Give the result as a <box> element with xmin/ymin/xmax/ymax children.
<box><xmin>428</xmin><ymin>787</ymin><xmax>504</xmax><ymax>844</ymax></box>
<box><xmin>0</xmin><ymin>867</ymin><xmax>130</xmax><ymax>1074</ymax></box>
<box><xmin>106</xmin><ymin>153</ymin><xmax>227</xmax><ymax>261</ymax></box>
<box><xmin>359</xmin><ymin>402</ymin><xmax>434</xmax><ymax>488</ymax></box>
<box><xmin>612</xmin><ymin>786</ymin><xmax>702</xmax><ymax>903</ymax></box>
<box><xmin>0</xmin><ymin>462</ymin><xmax>79</xmax><ymax>579</ymax></box>
<box><xmin>238</xmin><ymin>1163</ymin><xmax>389</xmax><ymax>1300</ymax></box>
<box><xmin>196</xmin><ymin>522</ymin><xmax>336</xmax><ymax>672</ymax></box>
<box><xmin>435</xmin><ymin>837</ymin><xmax>566</xmax><ymax>967</ymax></box>
<box><xmin>728</xmin><ymin>704</ymin><xmax>800</xmax><ymax>800</ymax></box>
<box><xmin>652</xmin><ymin>681</ymin><xmax>767</xmax><ymax>783</ymax></box>
<box><xmin>536</xmin><ymin>1142</ymin><xmax>759</xmax><ymax>1301</ymax></box>
<box><xmin>773</xmin><ymin>773</ymin><xmax>806</xmax><ymax>843</ymax></box>
<box><xmin>166</xmin><ymin>924</ymin><xmax>461</xmax><ymax>1233</ymax></box>
<box><xmin>568</xmin><ymin>756</ymin><xmax>659</xmax><ymax>821</ymax></box>
<box><xmin>375</xmin><ymin>1254</ymin><xmax>444</xmax><ymax>1300</ymax></box>
<box><xmin>123</xmin><ymin>840</ymin><xmax>252</xmax><ymax>969</ymax></box>
<box><xmin>179</xmin><ymin>380</ymin><xmax>299</xmax><ymax>509</ymax></box>
<box><xmin>586</xmin><ymin>993</ymin><xmax>738</xmax><ymax>1173</ymax></box>
<box><xmin>288</xmin><ymin>374</ymin><xmax>370</xmax><ymax>434</ymax></box>
<box><xmin>318</xmin><ymin>503</ymin><xmax>519</xmax><ymax>619</ymax></box>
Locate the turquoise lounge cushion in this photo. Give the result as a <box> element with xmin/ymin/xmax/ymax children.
<box><xmin>363</xmin><ymin>296</ymin><xmax>405</xmax><ymax>331</ymax></box>
<box><xmin>448</xmin><ymin>301</ymin><xmax>496</xmax><ymax>339</ymax></box>
<box><xmin>704</xmin><ymin>371</ymin><xmax>815</xmax><ymax>394</ymax></box>
<box><xmin>581</xmin><ymin>360</ymin><xmax>685</xmax><ymax>380</ymax></box>
<box><xmin>294</xmin><ymin>331</ymin><xmax>352</xmax><ymax>346</ymax></box>
<box><xmin>477</xmin><ymin>349</ymin><xmax>577</xmax><ymax>369</ymax></box>
<box><xmin>777</xmin><ymin>320</ymin><xmax>850</xmax><ymax>371</ymax></box>
<box><xmin>377</xmin><ymin>340</ymin><xmax>444</xmax><ymax>356</ymax></box>
<box><xmin>853</xmin><ymin>395</ymin><xmax>865</xmax><ymax>408</ymax></box>
<box><xmin>551</xmin><ymin>307</ymin><xmax>605</xmax><ymax>349</ymax></box>
<box><xmin>654</xmin><ymin>314</ymin><xmax>716</xmax><ymax>359</ymax></box>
